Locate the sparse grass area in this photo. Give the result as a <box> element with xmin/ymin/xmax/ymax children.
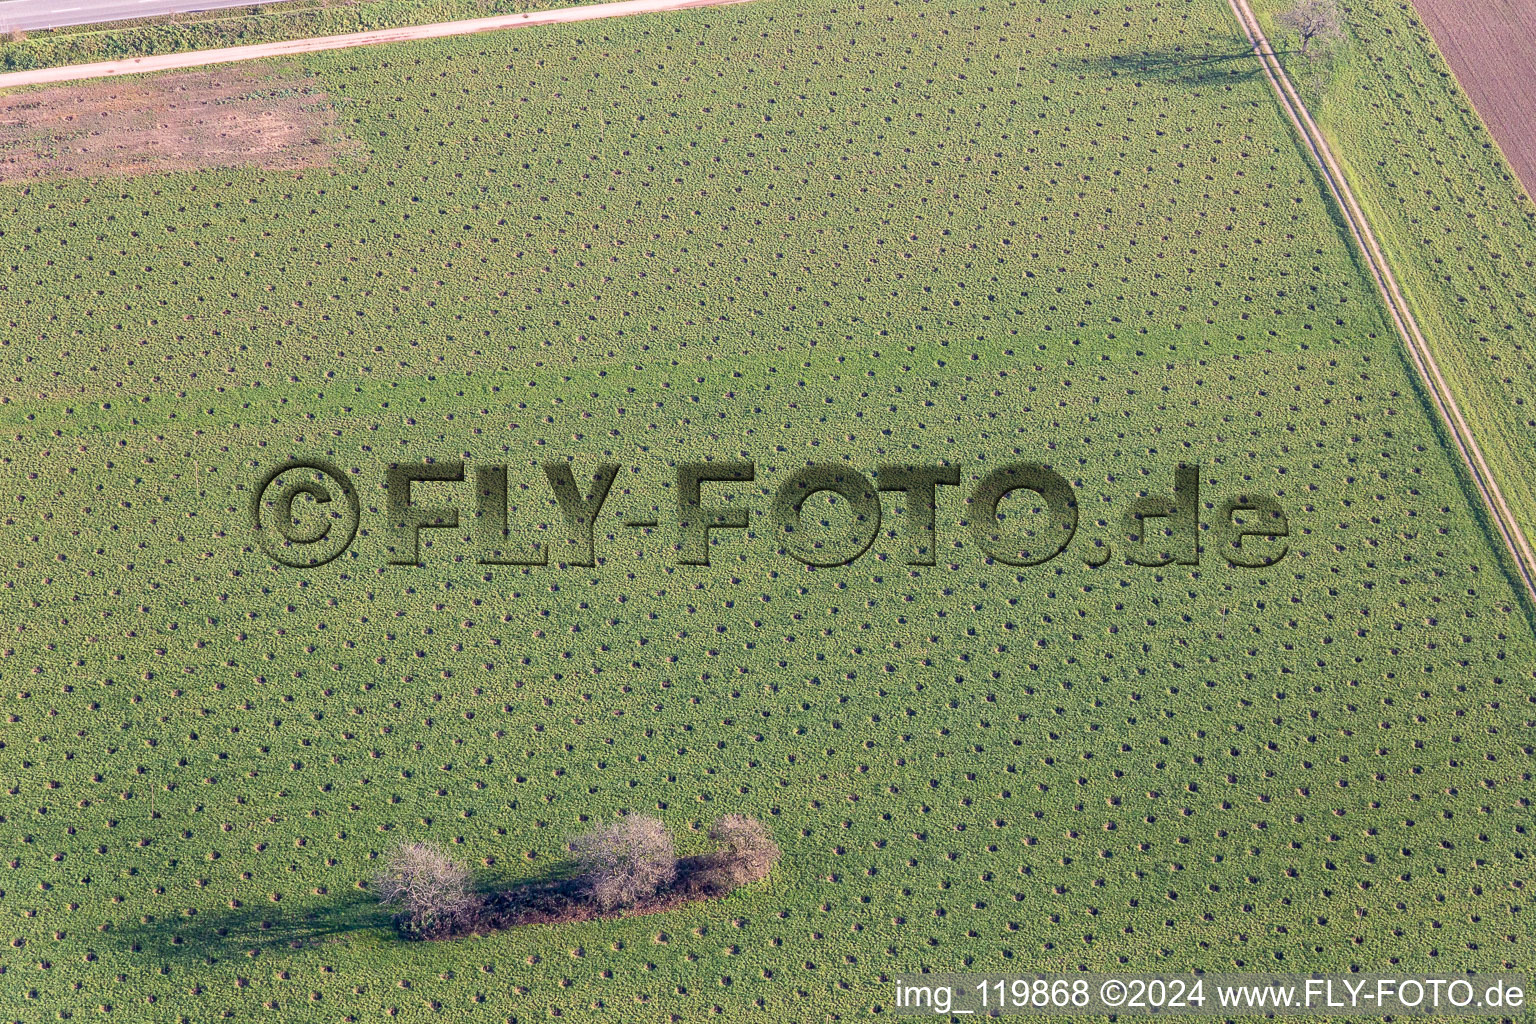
<box><xmin>0</xmin><ymin>1</ymin><xmax>1530</xmax><ymax>1022</ymax></box>
<box><xmin>0</xmin><ymin>67</ymin><xmax>354</xmax><ymax>181</ymax></box>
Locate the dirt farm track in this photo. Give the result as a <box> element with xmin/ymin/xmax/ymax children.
<box><xmin>1413</xmin><ymin>0</ymin><xmax>1536</xmax><ymax>201</ymax></box>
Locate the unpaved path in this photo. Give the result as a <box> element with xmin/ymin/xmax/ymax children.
<box><xmin>0</xmin><ymin>0</ymin><xmax>752</xmax><ymax>91</ymax></box>
<box><xmin>1225</xmin><ymin>0</ymin><xmax>1536</xmax><ymax>604</ymax></box>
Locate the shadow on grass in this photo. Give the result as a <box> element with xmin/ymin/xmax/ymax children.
<box><xmin>103</xmin><ymin>861</ymin><xmax>585</xmax><ymax>961</ymax></box>
<box><xmin>107</xmin><ymin>849</ymin><xmax>776</xmax><ymax>954</ymax></box>
<box><xmin>107</xmin><ymin>894</ymin><xmax>388</xmax><ymax>964</ymax></box>
<box><xmin>431</xmin><ymin>849</ymin><xmax>775</xmax><ymax>939</ymax></box>
<box><xmin>1075</xmin><ymin>39</ymin><xmax>1284</xmax><ymax>85</ymax></box>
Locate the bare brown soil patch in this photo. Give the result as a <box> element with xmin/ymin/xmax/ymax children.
<box><xmin>1413</xmin><ymin>0</ymin><xmax>1536</xmax><ymax>201</ymax></box>
<box><xmin>0</xmin><ymin>68</ymin><xmax>350</xmax><ymax>181</ymax></box>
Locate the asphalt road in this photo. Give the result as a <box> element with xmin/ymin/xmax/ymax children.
<box><xmin>0</xmin><ymin>0</ymin><xmax>290</xmax><ymax>32</ymax></box>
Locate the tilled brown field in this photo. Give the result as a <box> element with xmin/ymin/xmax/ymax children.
<box><xmin>1413</xmin><ymin>0</ymin><xmax>1536</xmax><ymax>201</ymax></box>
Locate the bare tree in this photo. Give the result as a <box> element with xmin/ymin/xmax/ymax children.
<box><xmin>708</xmin><ymin>814</ymin><xmax>781</xmax><ymax>885</ymax></box>
<box><xmin>569</xmin><ymin>815</ymin><xmax>677</xmax><ymax>911</ymax></box>
<box><xmin>1278</xmin><ymin>0</ymin><xmax>1343</xmax><ymax>57</ymax></box>
<box><xmin>372</xmin><ymin>842</ymin><xmax>477</xmax><ymax>935</ymax></box>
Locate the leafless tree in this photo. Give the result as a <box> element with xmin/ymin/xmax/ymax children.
<box><xmin>372</xmin><ymin>842</ymin><xmax>476</xmax><ymax>934</ymax></box>
<box><xmin>708</xmin><ymin>814</ymin><xmax>781</xmax><ymax>885</ymax></box>
<box><xmin>1278</xmin><ymin>0</ymin><xmax>1343</xmax><ymax>57</ymax></box>
<box><xmin>569</xmin><ymin>815</ymin><xmax>677</xmax><ymax>911</ymax></box>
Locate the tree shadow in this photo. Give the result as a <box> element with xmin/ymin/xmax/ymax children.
<box><xmin>107</xmin><ymin>894</ymin><xmax>388</xmax><ymax>965</ymax></box>
<box><xmin>1074</xmin><ymin>38</ymin><xmax>1287</xmax><ymax>85</ymax></box>
<box><xmin>433</xmin><ymin>849</ymin><xmax>777</xmax><ymax>939</ymax></box>
<box><xmin>103</xmin><ymin>862</ymin><xmax>585</xmax><ymax>961</ymax></box>
<box><xmin>105</xmin><ymin>846</ymin><xmax>779</xmax><ymax>954</ymax></box>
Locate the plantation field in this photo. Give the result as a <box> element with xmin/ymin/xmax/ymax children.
<box><xmin>0</xmin><ymin>1</ymin><xmax>1532</xmax><ymax>1021</ymax></box>
<box><xmin>1251</xmin><ymin>0</ymin><xmax>1536</xmax><ymax>552</ymax></box>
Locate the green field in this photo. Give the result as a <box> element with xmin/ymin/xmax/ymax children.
<box><xmin>1253</xmin><ymin>0</ymin><xmax>1536</xmax><ymax>548</ymax></box>
<box><xmin>1</xmin><ymin>0</ymin><xmax>1532</xmax><ymax>1021</ymax></box>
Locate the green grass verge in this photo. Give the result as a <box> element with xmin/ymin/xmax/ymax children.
<box><xmin>0</xmin><ymin>1</ymin><xmax>1530</xmax><ymax>1021</ymax></box>
<box><xmin>0</xmin><ymin>0</ymin><xmax>577</xmax><ymax>73</ymax></box>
